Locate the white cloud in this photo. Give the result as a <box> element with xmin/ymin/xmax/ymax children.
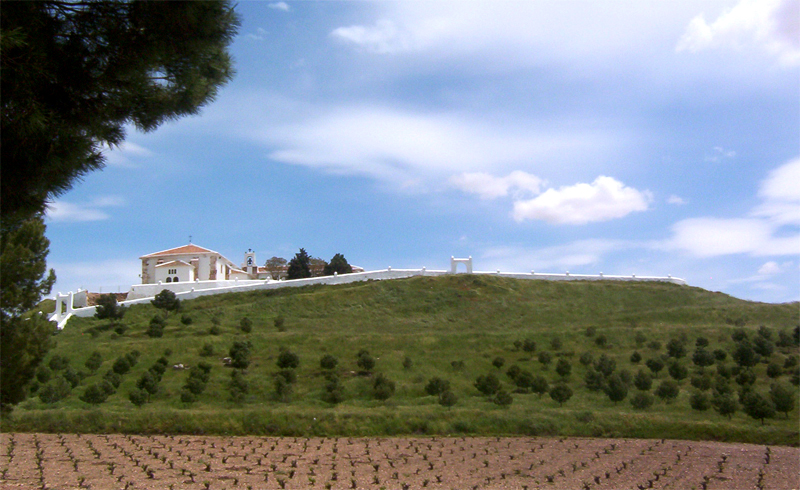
<box><xmin>758</xmin><ymin>157</ymin><xmax>800</xmax><ymax>203</ymax></box>
<box><xmin>668</xmin><ymin>217</ymin><xmax>799</xmax><ymax>257</ymax></box>
<box><xmin>100</xmin><ymin>141</ymin><xmax>153</xmax><ymax>168</ymax></box>
<box><xmin>482</xmin><ymin>239</ymin><xmax>635</xmax><ymax>272</ymax></box>
<box><xmin>259</xmin><ymin>105</ymin><xmax>614</xmax><ymax>187</ymax></box>
<box><xmin>247</xmin><ymin>28</ymin><xmax>268</xmax><ymax>41</ymax></box>
<box><xmin>268</xmin><ymin>2</ymin><xmax>290</xmax><ymax>12</ymax></box>
<box><xmin>704</xmin><ymin>146</ymin><xmax>736</xmax><ymax>163</ymax></box>
<box><xmin>758</xmin><ymin>261</ymin><xmax>782</xmax><ymax>275</ymax></box>
<box><xmin>676</xmin><ymin>0</ymin><xmax>800</xmax><ymax>66</ymax></box>
<box><xmin>46</xmin><ymin>196</ymin><xmax>125</xmax><ymax>223</ymax></box>
<box><xmin>49</xmin><ymin>259</ymin><xmax>142</xmax><ymax>295</ymax></box>
<box><xmin>512</xmin><ymin>176</ymin><xmax>652</xmax><ymax>225</ymax></box>
<box><xmin>667</xmin><ymin>195</ymin><xmax>687</xmax><ymax>205</ymax></box>
<box><xmin>667</xmin><ymin>156</ymin><xmax>800</xmax><ymax>258</ymax></box>
<box><xmin>449</xmin><ymin>171</ymin><xmax>543</xmax><ymax>200</ymax></box>
<box><xmin>331</xmin><ymin>20</ymin><xmax>415</xmax><ymax>54</ymax></box>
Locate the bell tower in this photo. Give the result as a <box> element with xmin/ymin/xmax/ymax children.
<box><xmin>244</xmin><ymin>249</ymin><xmax>257</xmax><ymax>277</ymax></box>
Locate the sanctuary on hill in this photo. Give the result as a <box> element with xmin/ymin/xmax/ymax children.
<box><xmin>139</xmin><ymin>244</ymin><xmax>271</xmax><ymax>284</ymax></box>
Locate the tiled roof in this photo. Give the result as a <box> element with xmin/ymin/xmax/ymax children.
<box><xmin>140</xmin><ymin>244</ymin><xmax>218</xmax><ymax>259</ymax></box>
<box><xmin>155</xmin><ymin>260</ymin><xmax>194</xmax><ymax>268</ymax></box>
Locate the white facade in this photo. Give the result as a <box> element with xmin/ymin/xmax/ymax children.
<box><xmin>154</xmin><ymin>260</ymin><xmax>194</xmax><ymax>284</ymax></box>
<box><xmin>140</xmin><ymin>244</ymin><xmax>238</xmax><ymax>284</ymax></box>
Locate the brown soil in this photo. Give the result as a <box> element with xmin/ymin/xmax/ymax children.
<box><xmin>1</xmin><ymin>434</ymin><xmax>797</xmax><ymax>489</ymax></box>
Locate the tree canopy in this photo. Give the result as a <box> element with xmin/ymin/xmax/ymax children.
<box><xmin>286</xmin><ymin>248</ymin><xmax>312</xmax><ymax>280</ymax></box>
<box><xmin>1</xmin><ymin>0</ymin><xmax>240</xmax><ymax>223</ymax></box>
<box><xmin>323</xmin><ymin>253</ymin><xmax>353</xmax><ymax>276</ymax></box>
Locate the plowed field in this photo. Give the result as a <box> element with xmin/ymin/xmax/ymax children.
<box><xmin>2</xmin><ymin>433</ymin><xmax>798</xmax><ymax>489</ymax></box>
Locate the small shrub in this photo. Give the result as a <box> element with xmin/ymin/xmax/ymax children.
<box><xmin>277</xmin><ymin>349</ymin><xmax>300</xmax><ymax>370</ymax></box>
<box><xmin>742</xmin><ymin>391</ymin><xmax>776</xmax><ymax>425</ymax></box>
<box><xmin>645</xmin><ymin>358</ymin><xmax>664</xmax><ymax>376</ymax></box>
<box><xmin>689</xmin><ymin>391</ymin><xmax>711</xmax><ymax>411</ymax></box>
<box><xmin>151</xmin><ymin>289</ymin><xmax>180</xmax><ymax>312</ymax></box>
<box><xmin>199</xmin><ymin>343</ymin><xmax>214</xmax><ymax>357</ymax></box>
<box><xmin>667</xmin><ymin>361</ymin><xmax>688</xmax><ymax>381</ymax></box>
<box><xmin>550</xmin><ymin>337</ymin><xmax>562</xmax><ymax>350</ymax></box>
<box><xmin>80</xmin><ymin>383</ymin><xmax>111</xmax><ymax>405</ymax></box>
<box><xmin>666</xmin><ymin>339</ymin><xmax>686</xmax><ymax>358</ymax></box>
<box><xmin>180</xmin><ymin>314</ymin><xmax>193</xmax><ymax>325</ymax></box>
<box><xmin>712</xmin><ymin>391</ymin><xmax>738</xmax><ymax>419</ymax></box>
<box><xmin>438</xmin><ymin>390</ymin><xmax>458</xmax><ymax>409</ymax></box>
<box><xmin>38</xmin><ymin>377</ymin><xmax>72</xmax><ymax>404</ymax></box>
<box><xmin>356</xmin><ymin>350</ymin><xmax>375</xmax><ymax>373</ymax></box>
<box><xmin>630</xmin><ymin>351</ymin><xmax>642</xmax><ymax>364</ymax></box>
<box><xmin>769</xmin><ymin>383</ymin><xmax>796</xmax><ymax>418</ymax></box>
<box><xmin>113</xmin><ymin>324</ymin><xmax>128</xmax><ymax>335</ymax></box>
<box><xmin>537</xmin><ymin>351</ymin><xmax>552</xmax><ymax>368</ymax></box>
<box><xmin>48</xmin><ymin>355</ymin><xmax>70</xmax><ymax>371</ymax></box>
<box><xmin>654</xmin><ymin>380</ymin><xmax>680</xmax><ymax>403</ymax></box>
<box><xmin>95</xmin><ymin>294</ymin><xmax>125</xmax><ymax>320</ymax></box>
<box><xmin>129</xmin><ymin>388</ymin><xmax>148</xmax><ymax>407</ymax></box>
<box><xmin>634</xmin><ymin>369</ymin><xmax>653</xmax><ymax>391</ymax></box>
<box><xmin>425</xmin><ymin>377</ymin><xmax>450</xmax><ymax>396</ymax></box>
<box><xmin>208</xmin><ymin>325</ymin><xmax>221</xmax><ymax>335</ymax></box>
<box><xmin>522</xmin><ymin>338</ymin><xmax>536</xmax><ymax>353</ymax></box>
<box><xmin>594</xmin><ymin>335</ymin><xmax>608</xmax><ymax>347</ymax></box>
<box><xmin>549</xmin><ymin>383</ymin><xmax>573</xmax><ymax>407</ymax></box>
<box><xmin>530</xmin><ymin>374</ymin><xmax>549</xmax><ymax>397</ymax></box>
<box><xmin>112</xmin><ymin>356</ymin><xmax>131</xmax><ymax>375</ymax></box>
<box><xmin>630</xmin><ymin>392</ymin><xmax>654</xmax><ymax>410</ymax></box>
<box><xmin>147</xmin><ymin>318</ymin><xmax>165</xmax><ymax>338</ymax></box>
<box><xmin>451</xmin><ymin>360</ymin><xmax>465</xmax><ymax>370</ymax></box>
<box><xmin>240</xmin><ymin>317</ymin><xmax>253</xmax><ymax>333</ymax></box>
<box><xmin>766</xmin><ymin>362</ymin><xmax>783</xmax><ymax>379</ymax></box>
<box><xmin>579</xmin><ymin>352</ymin><xmax>594</xmax><ymax>366</ymax></box>
<box><xmin>403</xmin><ymin>356</ymin><xmax>413</xmax><ymax>370</ymax></box>
<box><xmin>594</xmin><ymin>354</ymin><xmax>615</xmax><ymax>377</ymax></box>
<box><xmin>647</xmin><ymin>340</ymin><xmax>661</xmax><ymax>351</ymax></box>
<box><xmin>274</xmin><ymin>315</ymin><xmax>286</xmax><ymax>331</ymax></box>
<box><xmin>713</xmin><ymin>349</ymin><xmax>727</xmax><ymax>361</ymax></box>
<box><xmin>474</xmin><ymin>374</ymin><xmax>501</xmax><ymax>396</ymax></box>
<box><xmin>84</xmin><ymin>351</ymin><xmax>103</xmax><ymax>373</ymax></box>
<box><xmin>493</xmin><ymin>390</ymin><xmax>513</xmax><ymax>407</ymax></box>
<box><xmin>320</xmin><ymin>354</ymin><xmax>338</xmax><ymax>370</ymax></box>
<box><xmin>229</xmin><ymin>370</ymin><xmax>249</xmax><ymax>404</ymax></box>
<box><xmin>690</xmin><ymin>374</ymin><xmax>712</xmax><ymax>391</ymax></box>
<box><xmin>695</xmin><ymin>337</ymin><xmax>709</xmax><ymax>348</ymax></box>
<box><xmin>555</xmin><ymin>359</ymin><xmax>571</xmax><ymax>378</ymax></box>
<box><xmin>229</xmin><ymin>341</ymin><xmax>253</xmax><ymax>369</ymax></box>
<box><xmin>274</xmin><ymin>375</ymin><xmax>293</xmax><ymax>402</ymax></box>
<box><xmin>492</xmin><ymin>357</ymin><xmax>505</xmax><ymax>369</ymax></box>
<box><xmin>373</xmin><ymin>374</ymin><xmax>396</xmax><ymax>400</ymax></box>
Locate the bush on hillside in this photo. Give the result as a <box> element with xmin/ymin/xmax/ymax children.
<box><xmin>151</xmin><ymin>289</ymin><xmax>180</xmax><ymax>312</ymax></box>
<box><xmin>94</xmin><ymin>293</ymin><xmax>125</xmax><ymax>320</ymax></box>
<box><xmin>373</xmin><ymin>373</ymin><xmax>395</xmax><ymax>400</ymax></box>
<box><xmin>320</xmin><ymin>354</ymin><xmax>338</xmax><ymax>370</ymax></box>
<box><xmin>474</xmin><ymin>374</ymin><xmax>501</xmax><ymax>396</ymax></box>
<box><xmin>425</xmin><ymin>377</ymin><xmax>450</xmax><ymax>396</ymax></box>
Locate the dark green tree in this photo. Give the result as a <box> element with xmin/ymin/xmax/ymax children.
<box><xmin>129</xmin><ymin>388</ymin><xmax>148</xmax><ymax>407</ymax></box>
<box><xmin>732</xmin><ymin>341</ymin><xmax>758</xmax><ymax>368</ymax></box>
<box><xmin>94</xmin><ymin>294</ymin><xmax>125</xmax><ymax>321</ymax></box>
<box><xmin>84</xmin><ymin>351</ymin><xmax>103</xmax><ymax>373</ymax></box>
<box><xmin>634</xmin><ymin>369</ymin><xmax>653</xmax><ymax>391</ymax></box>
<box><xmin>630</xmin><ymin>392</ymin><xmax>654</xmax><ymax>410</ymax></box>
<box><xmin>666</xmin><ymin>339</ymin><xmax>686</xmax><ymax>358</ymax></box>
<box><xmin>537</xmin><ymin>351</ymin><xmax>552</xmax><ymax>368</ymax></box>
<box><xmin>667</xmin><ymin>361</ymin><xmax>689</xmax><ymax>381</ymax></box>
<box><xmin>530</xmin><ymin>374</ymin><xmax>549</xmax><ymax>397</ymax></box>
<box><xmin>1</xmin><ymin>1</ymin><xmax>240</xmax><ymax>223</ymax></box>
<box><xmin>38</xmin><ymin>377</ymin><xmax>71</xmax><ymax>404</ymax></box>
<box><xmin>594</xmin><ymin>354</ymin><xmax>616</xmax><ymax>377</ymax></box>
<box><xmin>356</xmin><ymin>350</ymin><xmax>375</xmax><ymax>373</ymax></box>
<box><xmin>689</xmin><ymin>391</ymin><xmax>711</xmax><ymax>411</ymax></box>
<box><xmin>425</xmin><ymin>377</ymin><xmax>451</xmax><ymax>396</ymax></box>
<box><xmin>474</xmin><ymin>373</ymin><xmax>501</xmax><ymax>396</ymax></box>
<box><xmin>555</xmin><ymin>358</ymin><xmax>572</xmax><ymax>378</ymax></box>
<box><xmin>0</xmin><ymin>217</ymin><xmax>57</xmax><ymax>412</ymax></box>
<box><xmin>80</xmin><ymin>382</ymin><xmax>112</xmax><ymax>405</ymax></box>
<box><xmin>320</xmin><ymin>354</ymin><xmax>338</xmax><ymax>370</ymax></box>
<box><xmin>323</xmin><ymin>253</ymin><xmax>353</xmax><ymax>276</ymax></box>
<box><xmin>239</xmin><ymin>317</ymin><xmax>252</xmax><ymax>333</ymax></box>
<box><xmin>513</xmin><ymin>370</ymin><xmax>535</xmax><ymax>392</ymax></box>
<box><xmin>229</xmin><ymin>341</ymin><xmax>252</xmax><ymax>369</ymax></box>
<box><xmin>492</xmin><ymin>356</ymin><xmax>505</xmax><ymax>369</ymax></box>
<box><xmin>654</xmin><ymin>380</ymin><xmax>680</xmax><ymax>403</ymax></box>
<box><xmin>692</xmin><ymin>348</ymin><xmax>716</xmax><ymax>369</ymax></box>
<box><xmin>645</xmin><ymin>358</ymin><xmax>664</xmax><ymax>377</ymax></box>
<box><xmin>372</xmin><ymin>373</ymin><xmax>396</xmax><ymax>400</ymax></box>
<box><xmin>712</xmin><ymin>391</ymin><xmax>738</xmax><ymax>419</ymax></box>
<box><xmin>742</xmin><ymin>391</ymin><xmax>776</xmax><ymax>425</ymax></box>
<box><xmin>438</xmin><ymin>390</ymin><xmax>458</xmax><ymax>409</ymax></box>
<box><xmin>322</xmin><ymin>374</ymin><xmax>344</xmax><ymax>404</ymax></box>
<box><xmin>769</xmin><ymin>383</ymin><xmax>795</xmax><ymax>418</ymax></box>
<box><xmin>151</xmin><ymin>289</ymin><xmax>180</xmax><ymax>312</ymax></box>
<box><xmin>493</xmin><ymin>389</ymin><xmax>513</xmax><ymax>407</ymax></box>
<box><xmin>286</xmin><ymin>248</ymin><xmax>312</xmax><ymax>280</ymax></box>
<box><xmin>605</xmin><ymin>374</ymin><xmax>629</xmax><ymax>404</ymax></box>
<box><xmin>276</xmin><ymin>349</ymin><xmax>300</xmax><ymax>370</ymax></box>
<box><xmin>229</xmin><ymin>369</ymin><xmax>249</xmax><ymax>404</ymax></box>
<box><xmin>549</xmin><ymin>383</ymin><xmax>573</xmax><ymax>407</ymax></box>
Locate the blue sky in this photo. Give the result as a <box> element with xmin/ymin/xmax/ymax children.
<box><xmin>44</xmin><ymin>0</ymin><xmax>799</xmax><ymax>303</ymax></box>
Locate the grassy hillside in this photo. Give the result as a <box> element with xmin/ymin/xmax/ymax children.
<box><xmin>4</xmin><ymin>276</ymin><xmax>798</xmax><ymax>445</ymax></box>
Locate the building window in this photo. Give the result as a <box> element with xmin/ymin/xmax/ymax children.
<box><xmin>173</xmin><ymin>277</ymin><xmax>179</xmax><ymax>283</ymax></box>
<box><xmin>166</xmin><ymin>277</ymin><xmax>172</xmax><ymax>283</ymax></box>
<box><xmin>168</xmin><ymin>268</ymin><xmax>177</xmax><ymax>274</ymax></box>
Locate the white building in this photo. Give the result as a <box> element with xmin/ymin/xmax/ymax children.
<box><xmin>140</xmin><ymin>244</ymin><xmax>243</xmax><ymax>284</ymax></box>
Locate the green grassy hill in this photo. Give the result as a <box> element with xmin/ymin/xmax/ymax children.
<box><xmin>4</xmin><ymin>276</ymin><xmax>799</xmax><ymax>445</ymax></box>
